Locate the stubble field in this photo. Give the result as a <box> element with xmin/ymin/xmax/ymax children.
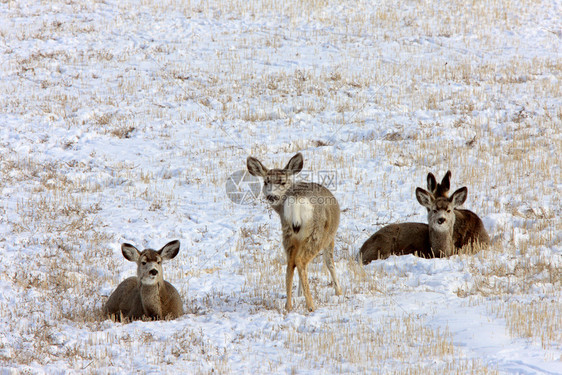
<box><xmin>0</xmin><ymin>0</ymin><xmax>560</xmax><ymax>373</ymax></box>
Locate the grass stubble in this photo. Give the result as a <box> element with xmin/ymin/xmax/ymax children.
<box><xmin>0</xmin><ymin>0</ymin><xmax>560</xmax><ymax>372</ymax></box>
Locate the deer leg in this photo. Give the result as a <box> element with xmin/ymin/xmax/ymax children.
<box><xmin>295</xmin><ymin>258</ymin><xmax>315</xmax><ymax>312</ymax></box>
<box><xmin>285</xmin><ymin>245</ymin><xmax>297</xmax><ymax>312</ymax></box>
<box><xmin>323</xmin><ymin>240</ymin><xmax>342</xmax><ymax>296</ymax></box>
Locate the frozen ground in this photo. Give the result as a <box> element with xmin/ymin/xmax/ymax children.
<box><xmin>0</xmin><ymin>0</ymin><xmax>560</xmax><ymax>373</ymax></box>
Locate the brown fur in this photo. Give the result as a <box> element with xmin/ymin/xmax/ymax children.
<box><xmin>359</xmin><ymin>222</ymin><xmax>432</xmax><ymax>263</ymax></box>
<box><xmin>429</xmin><ymin>171</ymin><xmax>491</xmax><ymax>251</ymax></box>
<box><xmin>452</xmin><ymin>208</ymin><xmax>490</xmax><ymax>250</ymax></box>
<box><xmin>247</xmin><ymin>153</ymin><xmax>341</xmax><ymax>312</ymax></box>
<box><xmin>359</xmin><ymin>171</ymin><xmax>447</xmax><ymax>264</ymax></box>
<box><xmin>104</xmin><ymin>240</ymin><xmax>184</xmax><ymax>321</ymax></box>
<box><xmin>416</xmin><ymin>181</ymin><xmax>490</xmax><ymax>257</ymax></box>
<box><xmin>359</xmin><ymin>171</ymin><xmax>489</xmax><ymax>264</ymax></box>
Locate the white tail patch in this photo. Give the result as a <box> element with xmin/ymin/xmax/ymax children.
<box><xmin>284</xmin><ymin>197</ymin><xmax>314</xmax><ymax>234</ymax></box>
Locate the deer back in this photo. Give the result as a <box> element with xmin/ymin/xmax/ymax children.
<box><xmin>453</xmin><ymin>209</ymin><xmax>490</xmax><ymax>249</ymax></box>
<box><xmin>281</xmin><ymin>181</ymin><xmax>340</xmax><ymax>243</ymax></box>
<box><xmin>359</xmin><ymin>222</ymin><xmax>432</xmax><ymax>263</ymax></box>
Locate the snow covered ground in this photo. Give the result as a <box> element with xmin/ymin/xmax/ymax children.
<box><xmin>0</xmin><ymin>0</ymin><xmax>560</xmax><ymax>373</ymax></box>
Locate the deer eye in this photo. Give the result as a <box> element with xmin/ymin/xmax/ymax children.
<box><xmin>447</xmin><ymin>209</ymin><xmax>451</xmax><ymax>213</ymax></box>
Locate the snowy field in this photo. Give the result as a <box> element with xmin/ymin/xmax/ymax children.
<box><xmin>0</xmin><ymin>0</ymin><xmax>561</xmax><ymax>373</ymax></box>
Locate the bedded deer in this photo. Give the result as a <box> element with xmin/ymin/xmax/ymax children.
<box><xmin>104</xmin><ymin>240</ymin><xmax>184</xmax><ymax>321</ymax></box>
<box><xmin>358</xmin><ymin>172</ymin><xmax>445</xmax><ymax>263</ymax></box>
<box><xmin>418</xmin><ymin>172</ymin><xmax>490</xmax><ymax>256</ymax></box>
<box><xmin>247</xmin><ymin>152</ymin><xmax>341</xmax><ymax>312</ymax></box>
<box><xmin>359</xmin><ymin>171</ymin><xmax>489</xmax><ymax>264</ymax></box>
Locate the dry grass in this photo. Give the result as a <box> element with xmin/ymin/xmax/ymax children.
<box><xmin>0</xmin><ymin>155</ymin><xmax>115</xmax><ymax>367</ymax></box>
<box><xmin>0</xmin><ymin>0</ymin><xmax>560</xmax><ymax>372</ymax></box>
<box><xmin>285</xmin><ymin>313</ymin><xmax>499</xmax><ymax>374</ymax></box>
<box><xmin>489</xmin><ymin>296</ymin><xmax>562</xmax><ymax>350</ymax></box>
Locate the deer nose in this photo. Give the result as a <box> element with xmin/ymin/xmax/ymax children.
<box><xmin>437</xmin><ymin>218</ymin><xmax>445</xmax><ymax>225</ymax></box>
<box><xmin>149</xmin><ymin>269</ymin><xmax>158</xmax><ymax>276</ymax></box>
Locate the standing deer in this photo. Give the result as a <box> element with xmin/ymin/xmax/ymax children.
<box><xmin>104</xmin><ymin>240</ymin><xmax>184</xmax><ymax>321</ymax></box>
<box><xmin>359</xmin><ymin>171</ymin><xmax>489</xmax><ymax>264</ymax></box>
<box><xmin>247</xmin><ymin>152</ymin><xmax>341</xmax><ymax>312</ymax></box>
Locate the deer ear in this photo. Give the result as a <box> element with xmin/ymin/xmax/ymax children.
<box><xmin>159</xmin><ymin>240</ymin><xmax>180</xmax><ymax>261</ymax></box>
<box><xmin>284</xmin><ymin>153</ymin><xmax>304</xmax><ymax>175</ymax></box>
<box><xmin>427</xmin><ymin>173</ymin><xmax>437</xmax><ymax>193</ymax></box>
<box><xmin>450</xmin><ymin>187</ymin><xmax>468</xmax><ymax>207</ymax></box>
<box><xmin>441</xmin><ymin>171</ymin><xmax>451</xmax><ymax>192</ymax></box>
<box><xmin>415</xmin><ymin>187</ymin><xmax>433</xmax><ymax>208</ymax></box>
<box><xmin>121</xmin><ymin>243</ymin><xmax>140</xmax><ymax>262</ymax></box>
<box><xmin>247</xmin><ymin>156</ymin><xmax>268</xmax><ymax>177</ymax></box>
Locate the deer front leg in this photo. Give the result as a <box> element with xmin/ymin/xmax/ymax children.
<box><xmin>285</xmin><ymin>241</ymin><xmax>300</xmax><ymax>311</ymax></box>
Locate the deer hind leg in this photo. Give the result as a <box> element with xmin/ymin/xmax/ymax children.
<box><xmin>295</xmin><ymin>258</ymin><xmax>315</xmax><ymax>312</ymax></box>
<box><xmin>323</xmin><ymin>239</ymin><xmax>342</xmax><ymax>296</ymax></box>
<box><xmin>285</xmin><ymin>261</ymin><xmax>296</xmax><ymax>312</ymax></box>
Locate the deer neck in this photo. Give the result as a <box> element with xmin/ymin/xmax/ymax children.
<box><xmin>271</xmin><ymin>202</ymin><xmax>283</xmax><ymax>216</ymax></box>
<box><xmin>269</xmin><ymin>195</ymin><xmax>288</xmax><ymax>217</ymax></box>
<box><xmin>429</xmin><ymin>226</ymin><xmax>455</xmax><ymax>257</ymax></box>
<box><xmin>140</xmin><ymin>282</ymin><xmax>163</xmax><ymax>319</ymax></box>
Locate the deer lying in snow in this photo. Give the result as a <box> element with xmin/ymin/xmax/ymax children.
<box><xmin>104</xmin><ymin>240</ymin><xmax>184</xmax><ymax>321</ymax></box>
<box><xmin>247</xmin><ymin>152</ymin><xmax>341</xmax><ymax>312</ymax></box>
<box><xmin>359</xmin><ymin>171</ymin><xmax>489</xmax><ymax>264</ymax></box>
<box><xmin>415</xmin><ymin>182</ymin><xmax>490</xmax><ymax>258</ymax></box>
